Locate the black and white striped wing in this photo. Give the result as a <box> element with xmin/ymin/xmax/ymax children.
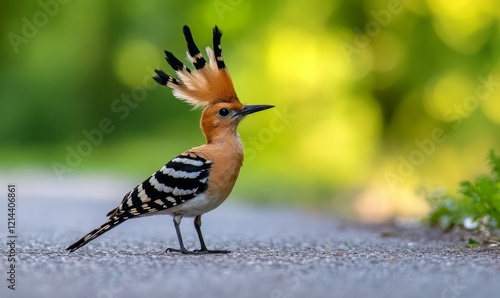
<box><xmin>110</xmin><ymin>152</ymin><xmax>211</xmax><ymax>218</ymax></box>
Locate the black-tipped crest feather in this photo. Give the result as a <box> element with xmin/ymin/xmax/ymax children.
<box><xmin>153</xmin><ymin>25</ymin><xmax>238</xmax><ymax>107</ymax></box>
<box><xmin>182</xmin><ymin>25</ymin><xmax>206</xmax><ymax>69</ymax></box>
<box><xmin>213</xmin><ymin>26</ymin><xmax>226</xmax><ymax>69</ymax></box>
<box><xmin>153</xmin><ymin>69</ymin><xmax>178</xmax><ymax>85</ymax></box>
<box><xmin>165</xmin><ymin>50</ymin><xmax>190</xmax><ymax>73</ymax></box>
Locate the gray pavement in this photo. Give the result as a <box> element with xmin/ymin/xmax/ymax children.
<box><xmin>1</xmin><ymin>197</ymin><xmax>500</xmax><ymax>298</ymax></box>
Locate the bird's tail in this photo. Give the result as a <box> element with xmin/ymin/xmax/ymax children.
<box><xmin>66</xmin><ymin>217</ymin><xmax>126</xmax><ymax>253</ymax></box>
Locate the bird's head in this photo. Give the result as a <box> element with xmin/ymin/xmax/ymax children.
<box><xmin>200</xmin><ymin>101</ymin><xmax>274</xmax><ymax>142</ymax></box>
<box><xmin>153</xmin><ymin>25</ymin><xmax>274</xmax><ymax>143</ymax></box>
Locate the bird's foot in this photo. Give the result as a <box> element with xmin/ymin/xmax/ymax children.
<box><xmin>194</xmin><ymin>248</ymin><xmax>231</xmax><ymax>254</ymax></box>
<box><xmin>165</xmin><ymin>247</ymin><xmax>199</xmax><ymax>254</ymax></box>
<box><xmin>165</xmin><ymin>247</ymin><xmax>231</xmax><ymax>254</ymax></box>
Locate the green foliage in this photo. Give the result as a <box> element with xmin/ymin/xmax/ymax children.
<box><xmin>467</xmin><ymin>237</ymin><xmax>479</xmax><ymax>248</ymax></box>
<box><xmin>427</xmin><ymin>150</ymin><xmax>500</xmax><ymax>233</ymax></box>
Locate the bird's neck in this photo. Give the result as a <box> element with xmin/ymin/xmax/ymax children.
<box><xmin>204</xmin><ymin>127</ymin><xmax>243</xmax><ymax>153</ymax></box>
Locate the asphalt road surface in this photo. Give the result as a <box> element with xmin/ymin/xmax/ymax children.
<box><xmin>1</xmin><ymin>197</ymin><xmax>499</xmax><ymax>298</ymax></box>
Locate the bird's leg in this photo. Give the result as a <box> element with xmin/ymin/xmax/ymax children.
<box><xmin>194</xmin><ymin>215</ymin><xmax>208</xmax><ymax>251</ymax></box>
<box><xmin>193</xmin><ymin>215</ymin><xmax>230</xmax><ymax>254</ymax></box>
<box><xmin>166</xmin><ymin>215</ymin><xmax>194</xmax><ymax>254</ymax></box>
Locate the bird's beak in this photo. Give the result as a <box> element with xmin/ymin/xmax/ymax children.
<box><xmin>234</xmin><ymin>105</ymin><xmax>275</xmax><ymax>118</ymax></box>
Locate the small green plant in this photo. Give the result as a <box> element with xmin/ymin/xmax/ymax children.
<box><xmin>426</xmin><ymin>150</ymin><xmax>500</xmax><ymax>240</ymax></box>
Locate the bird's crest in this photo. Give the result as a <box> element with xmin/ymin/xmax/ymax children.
<box><xmin>153</xmin><ymin>25</ymin><xmax>239</xmax><ymax>108</ymax></box>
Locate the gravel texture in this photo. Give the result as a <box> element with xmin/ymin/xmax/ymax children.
<box><xmin>1</xmin><ymin>197</ymin><xmax>500</xmax><ymax>298</ymax></box>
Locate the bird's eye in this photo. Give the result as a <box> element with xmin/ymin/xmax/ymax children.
<box><xmin>218</xmin><ymin>108</ymin><xmax>230</xmax><ymax>117</ymax></box>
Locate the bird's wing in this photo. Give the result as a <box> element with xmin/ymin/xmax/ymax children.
<box><xmin>107</xmin><ymin>151</ymin><xmax>212</xmax><ymax>218</ymax></box>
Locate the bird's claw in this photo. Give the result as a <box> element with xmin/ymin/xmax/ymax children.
<box><xmin>194</xmin><ymin>249</ymin><xmax>231</xmax><ymax>254</ymax></box>
<box><xmin>165</xmin><ymin>247</ymin><xmax>231</xmax><ymax>254</ymax></box>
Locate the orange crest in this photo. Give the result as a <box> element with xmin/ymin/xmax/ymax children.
<box><xmin>153</xmin><ymin>26</ymin><xmax>239</xmax><ymax>108</ymax></box>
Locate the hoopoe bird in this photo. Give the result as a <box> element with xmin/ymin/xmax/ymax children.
<box><xmin>66</xmin><ymin>25</ymin><xmax>274</xmax><ymax>254</ymax></box>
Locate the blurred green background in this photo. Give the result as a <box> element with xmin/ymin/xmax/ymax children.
<box><xmin>1</xmin><ymin>0</ymin><xmax>499</xmax><ymax>221</ymax></box>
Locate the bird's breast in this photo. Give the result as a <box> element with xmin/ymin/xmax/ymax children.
<box><xmin>191</xmin><ymin>140</ymin><xmax>244</xmax><ymax>208</ymax></box>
